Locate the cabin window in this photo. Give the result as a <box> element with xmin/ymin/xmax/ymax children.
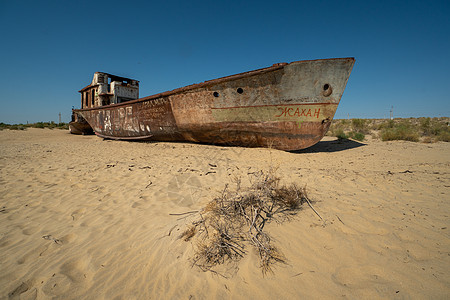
<box><xmin>91</xmin><ymin>90</ymin><xmax>95</xmax><ymax>106</ymax></box>
<box><xmin>85</xmin><ymin>92</ymin><xmax>88</xmax><ymax>107</ymax></box>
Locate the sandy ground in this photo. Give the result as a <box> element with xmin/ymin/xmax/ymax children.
<box><xmin>0</xmin><ymin>128</ymin><xmax>449</xmax><ymax>299</ymax></box>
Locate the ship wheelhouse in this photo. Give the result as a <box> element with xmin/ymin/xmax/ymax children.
<box><xmin>78</xmin><ymin>72</ymin><xmax>139</xmax><ymax>109</ymax></box>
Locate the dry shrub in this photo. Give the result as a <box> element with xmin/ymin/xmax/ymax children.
<box><xmin>181</xmin><ymin>170</ymin><xmax>309</xmax><ymax>275</ymax></box>
<box><xmin>351</xmin><ymin>118</ymin><xmax>369</xmax><ymax>134</ymax></box>
<box><xmin>380</xmin><ymin>120</ymin><xmax>420</xmax><ymax>142</ymax></box>
<box><xmin>327</xmin><ymin>118</ymin><xmax>450</xmax><ymax>143</ymax></box>
<box><xmin>378</xmin><ymin>117</ymin><xmax>449</xmax><ymax>142</ymax></box>
<box><xmin>327</xmin><ymin>119</ymin><xmax>366</xmax><ymax>141</ymax></box>
<box><xmin>327</xmin><ymin>119</ymin><xmax>350</xmax><ymax>138</ymax></box>
<box><xmin>180</xmin><ymin>225</ymin><xmax>197</xmax><ymax>242</ymax></box>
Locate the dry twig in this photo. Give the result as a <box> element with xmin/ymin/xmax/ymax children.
<box><xmin>180</xmin><ymin>170</ymin><xmax>312</xmax><ymax>275</ymax></box>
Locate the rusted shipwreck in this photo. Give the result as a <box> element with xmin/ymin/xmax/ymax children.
<box><xmin>70</xmin><ymin>58</ymin><xmax>355</xmax><ymax>150</ymax></box>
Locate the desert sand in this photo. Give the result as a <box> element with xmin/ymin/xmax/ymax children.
<box><xmin>1</xmin><ymin>128</ymin><xmax>449</xmax><ymax>299</ymax></box>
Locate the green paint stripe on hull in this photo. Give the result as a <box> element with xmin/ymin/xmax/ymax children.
<box><xmin>211</xmin><ymin>103</ymin><xmax>338</xmax><ymax>123</ymax></box>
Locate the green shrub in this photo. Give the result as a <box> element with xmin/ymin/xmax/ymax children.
<box><xmin>351</xmin><ymin>118</ymin><xmax>369</xmax><ymax>134</ymax></box>
<box><xmin>0</xmin><ymin>124</ymin><xmax>25</xmax><ymax>130</ymax></box>
<box><xmin>57</xmin><ymin>123</ymin><xmax>69</xmax><ymax>130</ymax></box>
<box><xmin>30</xmin><ymin>122</ymin><xmax>60</xmax><ymax>129</ymax></box>
<box><xmin>327</xmin><ymin>119</ymin><xmax>366</xmax><ymax>141</ymax></box>
<box><xmin>335</xmin><ymin>128</ymin><xmax>348</xmax><ymax>140</ymax></box>
<box><xmin>349</xmin><ymin>131</ymin><xmax>365</xmax><ymax>141</ymax></box>
<box><xmin>420</xmin><ymin>117</ymin><xmax>431</xmax><ymax>135</ymax></box>
<box><xmin>436</xmin><ymin>129</ymin><xmax>450</xmax><ymax>142</ymax></box>
<box><xmin>381</xmin><ymin>121</ymin><xmax>420</xmax><ymax>142</ymax></box>
<box><xmin>0</xmin><ymin>122</ymin><xmax>69</xmax><ymax>130</ymax></box>
<box><xmin>377</xmin><ymin>119</ymin><xmax>395</xmax><ymax>130</ymax></box>
<box><xmin>340</xmin><ymin>119</ymin><xmax>350</xmax><ymax>126</ymax></box>
<box><xmin>327</xmin><ymin>118</ymin><xmax>448</xmax><ymax>143</ymax></box>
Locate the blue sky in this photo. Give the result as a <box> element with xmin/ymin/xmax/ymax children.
<box><xmin>0</xmin><ymin>0</ymin><xmax>449</xmax><ymax>124</ymax></box>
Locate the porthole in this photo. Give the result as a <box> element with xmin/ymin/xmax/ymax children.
<box><xmin>237</xmin><ymin>88</ymin><xmax>243</xmax><ymax>94</ymax></box>
<box><xmin>213</xmin><ymin>92</ymin><xmax>219</xmax><ymax>97</ymax></box>
<box><xmin>322</xmin><ymin>83</ymin><xmax>332</xmax><ymax>97</ymax></box>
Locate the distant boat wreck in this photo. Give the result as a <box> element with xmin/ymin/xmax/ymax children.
<box><xmin>70</xmin><ymin>58</ymin><xmax>355</xmax><ymax>150</ymax></box>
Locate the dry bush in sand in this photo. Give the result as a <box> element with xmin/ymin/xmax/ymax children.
<box><xmin>179</xmin><ymin>170</ymin><xmax>314</xmax><ymax>275</ymax></box>
<box><xmin>327</xmin><ymin>119</ymin><xmax>367</xmax><ymax>141</ymax></box>
<box><xmin>328</xmin><ymin>117</ymin><xmax>450</xmax><ymax>143</ymax></box>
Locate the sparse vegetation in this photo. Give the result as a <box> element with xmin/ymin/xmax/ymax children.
<box><xmin>349</xmin><ymin>131</ymin><xmax>365</xmax><ymax>141</ymax></box>
<box><xmin>328</xmin><ymin>118</ymin><xmax>369</xmax><ymax>141</ymax></box>
<box><xmin>327</xmin><ymin>117</ymin><xmax>449</xmax><ymax>143</ymax></box>
<box><xmin>379</xmin><ymin>119</ymin><xmax>420</xmax><ymax>142</ymax></box>
<box><xmin>180</xmin><ymin>170</ymin><xmax>312</xmax><ymax>275</ymax></box>
<box><xmin>351</xmin><ymin>118</ymin><xmax>369</xmax><ymax>134</ymax></box>
<box><xmin>334</xmin><ymin>128</ymin><xmax>348</xmax><ymax>140</ymax></box>
<box><xmin>419</xmin><ymin>117</ymin><xmax>450</xmax><ymax>142</ymax></box>
<box><xmin>6</xmin><ymin>124</ymin><xmax>26</xmax><ymax>130</ymax></box>
<box><xmin>0</xmin><ymin>122</ymin><xmax>69</xmax><ymax>131</ymax></box>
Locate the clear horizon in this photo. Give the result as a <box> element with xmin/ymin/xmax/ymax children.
<box><xmin>1</xmin><ymin>0</ymin><xmax>449</xmax><ymax>124</ymax></box>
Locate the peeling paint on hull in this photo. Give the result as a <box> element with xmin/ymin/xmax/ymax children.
<box><xmin>73</xmin><ymin>58</ymin><xmax>355</xmax><ymax>151</ymax></box>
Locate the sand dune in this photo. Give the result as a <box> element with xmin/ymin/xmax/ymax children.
<box><xmin>1</xmin><ymin>128</ymin><xmax>449</xmax><ymax>299</ymax></box>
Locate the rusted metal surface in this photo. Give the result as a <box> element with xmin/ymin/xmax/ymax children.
<box><xmin>72</xmin><ymin>58</ymin><xmax>355</xmax><ymax>151</ymax></box>
<box><xmin>69</xmin><ymin>113</ymin><xmax>93</xmax><ymax>135</ymax></box>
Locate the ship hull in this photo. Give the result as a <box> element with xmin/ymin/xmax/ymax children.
<box><xmin>74</xmin><ymin>58</ymin><xmax>354</xmax><ymax>151</ymax></box>
<box><xmin>68</xmin><ymin>118</ymin><xmax>93</xmax><ymax>135</ymax></box>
